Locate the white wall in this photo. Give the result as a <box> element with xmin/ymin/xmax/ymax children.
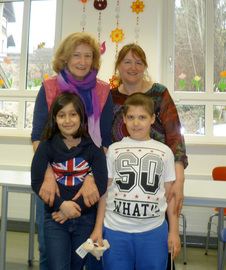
<box><xmin>0</xmin><ymin>0</ymin><xmax>225</xmax><ymax>237</ymax></box>
<box><xmin>61</xmin><ymin>0</ymin><xmax>163</xmax><ymax>83</ymax></box>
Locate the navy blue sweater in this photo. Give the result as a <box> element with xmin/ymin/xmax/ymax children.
<box><xmin>31</xmin><ymin>134</ymin><xmax>108</xmax><ymax>214</ymax></box>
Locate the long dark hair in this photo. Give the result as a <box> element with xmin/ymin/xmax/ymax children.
<box><xmin>41</xmin><ymin>92</ymin><xmax>88</xmax><ymax>141</ymax></box>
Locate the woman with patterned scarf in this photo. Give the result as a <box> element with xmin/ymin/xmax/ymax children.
<box><xmin>31</xmin><ymin>32</ymin><xmax>113</xmax><ymax>270</ymax></box>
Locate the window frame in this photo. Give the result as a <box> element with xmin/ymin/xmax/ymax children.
<box><xmin>0</xmin><ymin>0</ymin><xmax>62</xmax><ymax>138</ymax></box>
<box><xmin>164</xmin><ymin>0</ymin><xmax>226</xmax><ymax>145</ymax></box>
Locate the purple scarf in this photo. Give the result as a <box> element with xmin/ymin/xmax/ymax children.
<box><xmin>57</xmin><ymin>68</ymin><xmax>102</xmax><ymax>147</ymax></box>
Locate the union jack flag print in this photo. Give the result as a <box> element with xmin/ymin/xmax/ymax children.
<box><xmin>52</xmin><ymin>157</ymin><xmax>89</xmax><ymax>186</ymax></box>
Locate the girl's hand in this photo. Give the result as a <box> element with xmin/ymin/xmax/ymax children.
<box><xmin>59</xmin><ymin>201</ymin><xmax>81</xmax><ymax>219</ymax></box>
<box><xmin>168</xmin><ymin>232</ymin><xmax>181</xmax><ymax>260</ymax></box>
<box><xmin>52</xmin><ymin>210</ymin><xmax>68</xmax><ymax>224</ymax></box>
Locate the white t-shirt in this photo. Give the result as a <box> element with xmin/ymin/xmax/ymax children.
<box><xmin>104</xmin><ymin>137</ymin><xmax>176</xmax><ymax>233</ymax></box>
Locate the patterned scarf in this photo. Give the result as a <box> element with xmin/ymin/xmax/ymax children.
<box><xmin>57</xmin><ymin>68</ymin><xmax>102</xmax><ymax>147</ymax></box>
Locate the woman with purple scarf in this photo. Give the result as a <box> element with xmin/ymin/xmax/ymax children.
<box><xmin>31</xmin><ymin>32</ymin><xmax>113</xmax><ymax>270</ymax></box>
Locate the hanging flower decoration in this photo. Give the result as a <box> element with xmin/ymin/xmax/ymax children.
<box><xmin>130</xmin><ymin>0</ymin><xmax>145</xmax><ymax>43</ymax></box>
<box><xmin>191</xmin><ymin>75</ymin><xmax>201</xmax><ymax>91</ymax></box>
<box><xmin>110</xmin><ymin>0</ymin><xmax>123</xmax><ymax>53</ymax></box>
<box><xmin>79</xmin><ymin>0</ymin><xmax>88</xmax><ymax>2</ymax></box>
<box><xmin>217</xmin><ymin>71</ymin><xmax>226</xmax><ymax>92</ymax></box>
<box><xmin>110</xmin><ymin>28</ymin><xmax>124</xmax><ymax>44</ymax></box>
<box><xmin>4</xmin><ymin>57</ymin><xmax>11</xmax><ymax>64</ymax></box>
<box><xmin>130</xmin><ymin>0</ymin><xmax>145</xmax><ymax>14</ymax></box>
<box><xmin>38</xmin><ymin>42</ymin><xmax>45</xmax><ymax>49</ymax></box>
<box><xmin>94</xmin><ymin>0</ymin><xmax>107</xmax><ymax>10</ymax></box>
<box><xmin>109</xmin><ymin>75</ymin><xmax>119</xmax><ymax>89</ymax></box>
<box><xmin>100</xmin><ymin>41</ymin><xmax>106</xmax><ymax>55</ymax></box>
<box><xmin>178</xmin><ymin>73</ymin><xmax>186</xmax><ymax>91</ymax></box>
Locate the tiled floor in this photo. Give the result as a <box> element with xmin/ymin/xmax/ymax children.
<box><xmin>2</xmin><ymin>231</ymin><xmax>225</xmax><ymax>269</ymax></box>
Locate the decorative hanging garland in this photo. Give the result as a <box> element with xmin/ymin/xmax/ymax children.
<box><xmin>130</xmin><ymin>0</ymin><xmax>145</xmax><ymax>43</ymax></box>
<box><xmin>94</xmin><ymin>0</ymin><xmax>107</xmax><ymax>54</ymax></box>
<box><xmin>109</xmin><ymin>0</ymin><xmax>124</xmax><ymax>88</ymax></box>
<box><xmin>79</xmin><ymin>0</ymin><xmax>90</xmax><ymax>32</ymax></box>
<box><xmin>110</xmin><ymin>0</ymin><xmax>124</xmax><ymax>54</ymax></box>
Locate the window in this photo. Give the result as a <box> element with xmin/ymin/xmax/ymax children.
<box><xmin>165</xmin><ymin>0</ymin><xmax>226</xmax><ymax>144</ymax></box>
<box><xmin>0</xmin><ymin>0</ymin><xmax>62</xmax><ymax>137</ymax></box>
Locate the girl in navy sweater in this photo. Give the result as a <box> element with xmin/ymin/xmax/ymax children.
<box><xmin>31</xmin><ymin>92</ymin><xmax>108</xmax><ymax>270</ymax></box>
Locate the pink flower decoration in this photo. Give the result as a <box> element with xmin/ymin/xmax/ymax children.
<box><xmin>34</xmin><ymin>73</ymin><xmax>40</xmax><ymax>78</ymax></box>
<box><xmin>179</xmin><ymin>73</ymin><xmax>186</xmax><ymax>79</ymax></box>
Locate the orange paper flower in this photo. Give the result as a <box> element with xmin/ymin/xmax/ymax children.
<box><xmin>44</xmin><ymin>74</ymin><xmax>50</xmax><ymax>79</ymax></box>
<box><xmin>131</xmin><ymin>0</ymin><xmax>145</xmax><ymax>14</ymax></box>
<box><xmin>110</xmin><ymin>28</ymin><xmax>124</xmax><ymax>43</ymax></box>
<box><xmin>109</xmin><ymin>76</ymin><xmax>119</xmax><ymax>88</ymax></box>
<box><xmin>220</xmin><ymin>71</ymin><xmax>226</xmax><ymax>77</ymax></box>
<box><xmin>0</xmin><ymin>79</ymin><xmax>4</xmax><ymax>85</ymax></box>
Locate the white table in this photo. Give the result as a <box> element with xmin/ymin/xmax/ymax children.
<box><xmin>184</xmin><ymin>179</ymin><xmax>226</xmax><ymax>270</ymax></box>
<box><xmin>0</xmin><ymin>170</ymin><xmax>35</xmax><ymax>270</ymax></box>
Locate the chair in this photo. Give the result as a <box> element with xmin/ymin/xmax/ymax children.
<box><xmin>179</xmin><ymin>213</ymin><xmax>187</xmax><ymax>264</ymax></box>
<box><xmin>219</xmin><ymin>228</ymin><xmax>226</xmax><ymax>270</ymax></box>
<box><xmin>205</xmin><ymin>167</ymin><xmax>226</xmax><ymax>255</ymax></box>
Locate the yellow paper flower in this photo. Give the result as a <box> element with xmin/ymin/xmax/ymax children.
<box><xmin>110</xmin><ymin>28</ymin><xmax>124</xmax><ymax>43</ymax></box>
<box><xmin>194</xmin><ymin>76</ymin><xmax>201</xmax><ymax>81</ymax></box>
<box><xmin>109</xmin><ymin>76</ymin><xmax>119</xmax><ymax>88</ymax></box>
<box><xmin>0</xmin><ymin>79</ymin><xmax>4</xmax><ymax>85</ymax></box>
<box><xmin>131</xmin><ymin>0</ymin><xmax>145</xmax><ymax>14</ymax></box>
<box><xmin>44</xmin><ymin>74</ymin><xmax>50</xmax><ymax>79</ymax></box>
<box><xmin>220</xmin><ymin>71</ymin><xmax>226</xmax><ymax>77</ymax></box>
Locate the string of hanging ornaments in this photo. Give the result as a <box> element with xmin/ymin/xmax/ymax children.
<box><xmin>110</xmin><ymin>0</ymin><xmax>124</xmax><ymax>54</ymax></box>
<box><xmin>130</xmin><ymin>0</ymin><xmax>145</xmax><ymax>43</ymax></box>
<box><xmin>109</xmin><ymin>0</ymin><xmax>124</xmax><ymax>89</ymax></box>
<box><xmin>94</xmin><ymin>0</ymin><xmax>107</xmax><ymax>55</ymax></box>
<box><xmin>79</xmin><ymin>0</ymin><xmax>90</xmax><ymax>32</ymax></box>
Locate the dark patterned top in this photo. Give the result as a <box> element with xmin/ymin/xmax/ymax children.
<box><xmin>110</xmin><ymin>83</ymin><xmax>188</xmax><ymax>168</ymax></box>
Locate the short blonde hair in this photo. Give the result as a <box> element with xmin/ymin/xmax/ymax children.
<box><xmin>52</xmin><ymin>32</ymin><xmax>101</xmax><ymax>74</ymax></box>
